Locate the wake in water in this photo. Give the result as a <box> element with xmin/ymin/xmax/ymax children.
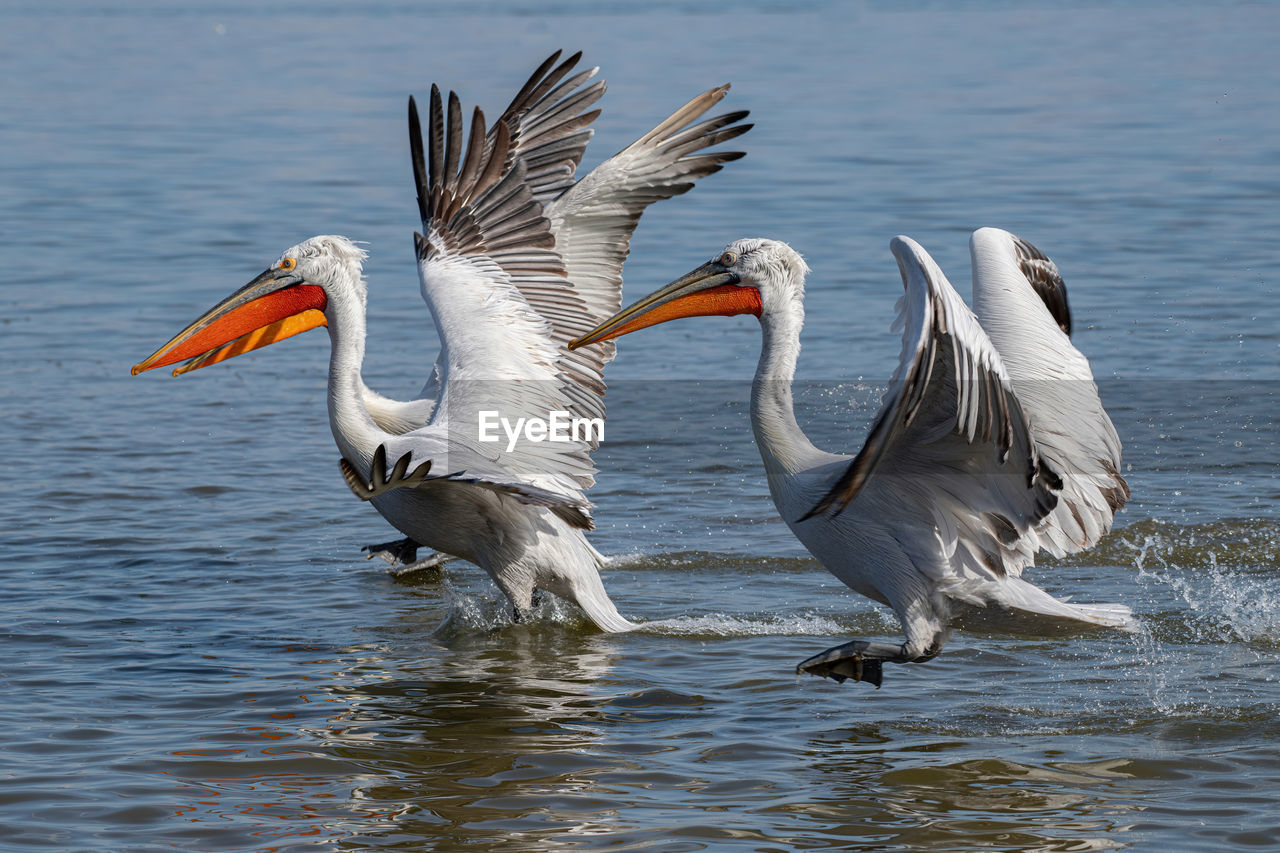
<box><xmin>634</xmin><ymin>612</ymin><xmax>850</xmax><ymax>637</ymax></box>
<box><xmin>432</xmin><ymin>584</ymin><xmax>869</xmax><ymax>641</ymax></box>
<box><xmin>416</xmin><ymin>526</ymin><xmax>1278</xmax><ymax>720</ymax></box>
<box><xmin>425</xmin><ymin>551</ymin><xmax>889</xmax><ymax>640</ymax></box>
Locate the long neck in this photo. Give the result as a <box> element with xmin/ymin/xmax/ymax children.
<box><xmin>751</xmin><ymin>297</ymin><xmax>820</xmax><ymax>481</ymax></box>
<box><xmin>324</xmin><ymin>281</ymin><xmax>383</xmax><ymax>466</ymax></box>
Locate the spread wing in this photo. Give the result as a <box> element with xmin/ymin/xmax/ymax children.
<box><xmin>542</xmin><ymin>86</ymin><xmax>752</xmax><ymax>376</ymax></box>
<box><xmin>364</xmin><ymin>82</ymin><xmax>603</xmax><ymax>525</ymax></box>
<box><xmin>969</xmin><ymin>227</ymin><xmax>1128</xmax><ymax>555</ymax></box>
<box><xmin>805</xmin><ymin>235</ymin><xmax>1063</xmax><ymax>585</ymax></box>
<box><xmin>407</xmin><ymin>50</ymin><xmax>605</xmax><ymax>411</ymax></box>
<box><xmin>347</xmin><ymin>56</ymin><xmax>751</xmax><ymax>525</ymax></box>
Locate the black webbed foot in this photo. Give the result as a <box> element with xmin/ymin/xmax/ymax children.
<box><xmin>339</xmin><ymin>444</ymin><xmax>432</xmax><ymax>501</ymax></box>
<box><xmin>363</xmin><ymin>537</ymin><xmax>421</xmax><ymax>566</ymax></box>
<box><xmin>363</xmin><ymin>538</ymin><xmax>455</xmax><ymax>578</ymax></box>
<box><xmin>809</xmin><ymin>656</ymin><xmax>884</xmax><ymax>687</ymax></box>
<box><xmin>796</xmin><ymin>638</ymin><xmax>924</xmax><ymax>687</ymax></box>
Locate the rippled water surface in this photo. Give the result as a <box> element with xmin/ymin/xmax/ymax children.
<box><xmin>3</xmin><ymin>2</ymin><xmax>1279</xmax><ymax>850</ymax></box>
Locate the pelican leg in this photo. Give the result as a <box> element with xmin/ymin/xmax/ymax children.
<box><xmin>363</xmin><ymin>538</ymin><xmax>455</xmax><ymax>578</ymax></box>
<box><xmin>511</xmin><ymin>590</ymin><xmax>549</xmax><ymax>623</ymax></box>
<box><xmin>796</xmin><ymin>638</ymin><xmax>940</xmax><ymax>687</ymax></box>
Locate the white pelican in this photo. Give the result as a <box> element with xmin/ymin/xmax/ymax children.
<box><xmin>568</xmin><ymin>228</ymin><xmax>1132</xmax><ymax>682</ymax></box>
<box><xmin>132</xmin><ymin>51</ymin><xmax>751</xmax><ymax>631</ymax></box>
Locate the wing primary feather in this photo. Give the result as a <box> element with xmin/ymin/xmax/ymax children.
<box><xmin>662</xmin><ymin>111</ymin><xmax>752</xmax><ymax>150</ymax></box>
<box><xmin>444</xmin><ymin>91</ymin><xmax>463</xmax><ymax>188</ymax></box>
<box><xmin>408</xmin><ymin>96</ymin><xmax>429</xmax><ymax>224</ymax></box>
<box><xmin>691</xmin><ymin>123</ymin><xmax>754</xmax><ymax>150</ymax></box>
<box><xmin>499</xmin><ymin>49</ymin><xmax>566</xmax><ymax>120</ymax></box>
<box><xmin>631</xmin><ymin>85</ymin><xmax>730</xmax><ymax>148</ymax></box>
<box><xmin>669</xmin><ymin>151</ymin><xmax>746</xmax><ymax>178</ymax></box>
<box><xmin>500</xmin><ymin>50</ymin><xmax>582</xmax><ymax>127</ymax></box>
<box><xmin>519</xmin><ymin>117</ymin><xmax>600</xmax><ymax>162</ymax></box>
<box><xmin>523</xmin><ymin>85</ymin><xmax>609</xmax><ymax>137</ymax></box>
<box><xmin>427</xmin><ymin>85</ymin><xmax>444</xmax><ymax>208</ymax></box>
<box><xmin>474</xmin><ymin>119</ymin><xmax>509</xmax><ymax>198</ymax></box>
<box><xmin>526</xmin><ymin>52</ymin><xmax>586</xmax><ymax>106</ymax></box>
<box><xmin>528</xmin><ymin>71</ymin><xmax>602</xmax><ymax>126</ymax></box>
<box><xmin>441</xmin><ymin>106</ymin><xmax>488</xmax><ymax>224</ymax></box>
<box><xmin>455</xmin><ymin>106</ymin><xmax>487</xmax><ymax>202</ymax></box>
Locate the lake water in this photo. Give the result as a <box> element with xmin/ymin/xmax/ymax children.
<box><xmin>2</xmin><ymin>1</ymin><xmax>1278</xmax><ymax>849</ymax></box>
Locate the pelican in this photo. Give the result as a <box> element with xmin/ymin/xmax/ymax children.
<box><xmin>132</xmin><ymin>51</ymin><xmax>751</xmax><ymax>631</ymax></box>
<box><xmin>568</xmin><ymin>228</ymin><xmax>1132</xmax><ymax>683</ymax></box>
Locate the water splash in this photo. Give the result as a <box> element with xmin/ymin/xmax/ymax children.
<box><xmin>1128</xmin><ymin>525</ymin><xmax>1280</xmax><ymax>646</ymax></box>
<box><xmin>432</xmin><ymin>579</ymin><xmax>588</xmax><ymax>636</ymax></box>
<box><xmin>1106</xmin><ymin>522</ymin><xmax>1280</xmax><ymax>716</ymax></box>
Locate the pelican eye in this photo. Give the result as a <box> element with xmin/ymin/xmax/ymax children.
<box><xmin>719</xmin><ymin>251</ymin><xmax>738</xmax><ymax>267</ymax></box>
<box><xmin>279</xmin><ymin>257</ymin><xmax>297</xmax><ymax>271</ymax></box>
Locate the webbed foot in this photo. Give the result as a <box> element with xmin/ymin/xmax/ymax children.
<box><xmin>363</xmin><ymin>538</ymin><xmax>455</xmax><ymax>578</ymax></box>
<box><xmin>339</xmin><ymin>444</ymin><xmax>432</xmax><ymax>501</ymax></box>
<box><xmin>796</xmin><ymin>639</ymin><xmax>929</xmax><ymax>687</ymax></box>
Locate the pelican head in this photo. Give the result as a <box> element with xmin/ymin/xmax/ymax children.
<box><xmin>132</xmin><ymin>235</ymin><xmax>367</xmax><ymax>376</ymax></box>
<box><xmin>568</xmin><ymin>238</ymin><xmax>809</xmax><ymax>349</ymax></box>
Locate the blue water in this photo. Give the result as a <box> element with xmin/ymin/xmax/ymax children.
<box><xmin>2</xmin><ymin>2</ymin><xmax>1278</xmax><ymax>850</ymax></box>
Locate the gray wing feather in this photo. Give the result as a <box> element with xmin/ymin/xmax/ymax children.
<box><xmin>805</xmin><ymin>236</ymin><xmax>1063</xmax><ymax>583</ymax></box>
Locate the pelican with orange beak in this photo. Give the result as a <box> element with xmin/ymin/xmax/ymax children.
<box><xmin>134</xmin><ymin>50</ymin><xmax>752</xmax><ymax>628</ymax></box>
<box><xmin>569</xmin><ymin>231</ymin><xmax>1132</xmax><ymax>684</ymax></box>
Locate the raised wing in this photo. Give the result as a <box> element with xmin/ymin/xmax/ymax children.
<box><xmin>401</xmin><ymin>52</ymin><xmax>605</xmax><ymax>414</ymax></box>
<box><xmin>368</xmin><ymin>59</ymin><xmax>751</xmax><ymax>522</ymax></box>
<box><xmin>805</xmin><ymin>235</ymin><xmax>1062</xmax><ymax>584</ymax></box>
<box><xmin>969</xmin><ymin>227</ymin><xmax>1128</xmax><ymax>555</ymax></box>
<box><xmin>542</xmin><ymin>86</ymin><xmax>752</xmax><ymax>374</ymax></box>
<box><xmin>393</xmin><ymin>79</ymin><xmax>602</xmax><ymax>515</ymax></box>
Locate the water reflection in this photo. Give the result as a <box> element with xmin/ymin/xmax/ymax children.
<box><xmin>142</xmin><ymin>619</ymin><xmax>627</xmax><ymax>845</ymax></box>
<box><xmin>315</xmin><ymin>623</ymin><xmax>628</xmax><ymax>843</ymax></box>
<box><xmin>791</xmin><ymin>731</ymin><xmax>1144</xmax><ymax>851</ymax></box>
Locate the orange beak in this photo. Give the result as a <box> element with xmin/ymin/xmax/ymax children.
<box><xmin>568</xmin><ymin>259</ymin><xmax>761</xmax><ymax>350</ymax></box>
<box><xmin>131</xmin><ymin>267</ymin><xmax>328</xmax><ymax>376</ymax></box>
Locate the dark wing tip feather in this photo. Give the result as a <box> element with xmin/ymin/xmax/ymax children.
<box><xmin>428</xmin><ymin>85</ymin><xmax>444</xmax><ymax>196</ymax></box>
<box><xmin>1013</xmin><ymin>235</ymin><xmax>1071</xmax><ymax>336</ymax></box>
<box><xmin>510</xmin><ymin>50</ymin><xmax>565</xmax><ymax>109</ymax></box>
<box><xmin>1102</xmin><ymin>459</ymin><xmax>1131</xmax><ymax>511</ymax></box>
<box><xmin>418</xmin><ymin>78</ymin><xmax>533</xmax><ymax>262</ymax></box>
<box><xmin>408</xmin><ymin>95</ymin><xmax>429</xmax><ymax>223</ymax></box>
<box><xmin>553</xmin><ymin>503</ymin><xmax>595</xmax><ymax>530</ymax></box>
<box><xmin>443</xmin><ymin>91</ymin><xmax>464</xmax><ymax>184</ymax></box>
